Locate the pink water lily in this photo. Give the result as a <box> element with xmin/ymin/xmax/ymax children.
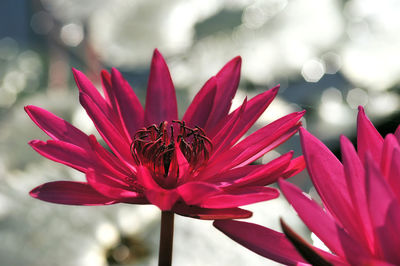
<box><xmin>27</xmin><ymin>49</ymin><xmax>304</xmax><ymax>220</ymax></box>
<box><xmin>215</xmin><ymin>106</ymin><xmax>400</xmax><ymax>265</ymax></box>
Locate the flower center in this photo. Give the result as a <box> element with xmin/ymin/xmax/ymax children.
<box><xmin>131</xmin><ymin>121</ymin><xmax>212</xmax><ymax>177</ymax></box>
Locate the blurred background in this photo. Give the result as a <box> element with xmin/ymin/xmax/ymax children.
<box><xmin>1</xmin><ymin>0</ymin><xmax>400</xmax><ymax>265</ymax></box>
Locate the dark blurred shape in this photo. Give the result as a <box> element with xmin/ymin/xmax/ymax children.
<box><xmin>106</xmin><ymin>235</ymin><xmax>150</xmax><ymax>266</ymax></box>
<box><xmin>195</xmin><ymin>9</ymin><xmax>242</xmax><ymax>40</ymax></box>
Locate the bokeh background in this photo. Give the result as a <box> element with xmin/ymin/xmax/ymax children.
<box><xmin>1</xmin><ymin>0</ymin><xmax>400</xmax><ymax>265</ymax></box>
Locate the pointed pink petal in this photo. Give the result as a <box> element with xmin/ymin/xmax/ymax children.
<box><xmin>177</xmin><ymin>182</ymin><xmax>221</xmax><ymax>205</ymax></box>
<box><xmin>25</xmin><ymin>105</ymin><xmax>90</xmax><ymax>149</ymax></box>
<box><xmin>29</xmin><ymin>140</ymin><xmax>93</xmax><ymax>173</ymax></box>
<box><xmin>136</xmin><ymin>166</ymin><xmax>179</xmax><ymax>211</ymax></box>
<box><xmin>72</xmin><ymin>68</ymin><xmax>112</xmax><ymax>117</ymax></box>
<box><xmin>209</xmin><ymin>86</ymin><xmax>279</xmax><ymax>144</ymax></box>
<box><xmin>365</xmin><ymin>154</ymin><xmax>400</xmax><ymax>264</ymax></box>
<box><xmin>210</xmin><ymin>98</ymin><xmax>247</xmax><ymax>156</ymax></box>
<box><xmin>100</xmin><ymin>70</ymin><xmax>114</xmax><ymax>108</ymax></box>
<box><xmin>86</xmin><ymin>169</ymin><xmax>145</xmax><ymax>201</ymax></box>
<box><xmin>280</xmin><ymin>155</ymin><xmax>306</xmax><ymax>179</ymax></box>
<box><xmin>182</xmin><ymin>77</ymin><xmax>217</xmax><ymax>129</ymax></box>
<box><xmin>173</xmin><ymin>204</ymin><xmax>252</xmax><ymax>220</ymax></box>
<box><xmin>88</xmin><ymin>135</ymin><xmax>132</xmax><ymax>177</ymax></box>
<box><xmin>387</xmin><ymin>147</ymin><xmax>400</xmax><ymax>201</ymax></box>
<box><xmin>144</xmin><ymin>49</ymin><xmax>178</xmax><ymax>125</ymax></box>
<box><xmin>221</xmin><ymin>152</ymin><xmax>293</xmax><ymax>188</ymax></box>
<box><xmin>164</xmin><ymin>143</ymin><xmax>190</xmax><ymax>186</ymax></box>
<box><xmin>204</xmin><ymin>56</ymin><xmax>242</xmax><ymax>131</ymax></box>
<box><xmin>201</xmin><ymin>186</ymin><xmax>279</xmax><ymax>208</ymax></box>
<box><xmin>300</xmin><ymin>128</ymin><xmax>355</xmax><ymax>226</ymax></box>
<box><xmin>340</xmin><ymin>135</ymin><xmax>374</xmax><ymax>251</ymax></box>
<box><xmin>381</xmin><ymin>134</ymin><xmax>400</xmax><ymax>179</ymax></box>
<box><xmin>30</xmin><ymin>181</ymin><xmax>116</xmax><ymax>205</ymax></box>
<box><xmin>79</xmin><ymin>92</ymin><xmax>133</xmax><ymax>163</ymax></box>
<box><xmin>228</xmin><ymin>111</ymin><xmax>303</xmax><ymax>168</ymax></box>
<box><xmin>279</xmin><ymin>179</ymin><xmax>370</xmax><ymax>261</ymax></box>
<box><xmin>111</xmin><ymin>68</ymin><xmax>144</xmax><ymax>138</ymax></box>
<box><xmin>214</xmin><ymin>220</ymin><xmax>306</xmax><ymax>265</ymax></box>
<box><xmin>357</xmin><ymin>106</ymin><xmax>383</xmax><ymax>164</ymax></box>
<box><xmin>202</xmin><ymin>111</ymin><xmax>303</xmax><ymax>177</ymax></box>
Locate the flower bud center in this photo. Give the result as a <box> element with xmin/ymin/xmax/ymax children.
<box><xmin>131</xmin><ymin>121</ymin><xmax>212</xmax><ymax>177</ymax></box>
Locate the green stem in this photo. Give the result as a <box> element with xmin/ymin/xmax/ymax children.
<box><xmin>158</xmin><ymin>211</ymin><xmax>174</xmax><ymax>266</ymax></box>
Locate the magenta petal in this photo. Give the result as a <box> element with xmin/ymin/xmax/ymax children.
<box><xmin>209</xmin><ymin>86</ymin><xmax>279</xmax><ymax>144</ymax></box>
<box><xmin>79</xmin><ymin>92</ymin><xmax>133</xmax><ymax>162</ymax></box>
<box><xmin>280</xmin><ymin>155</ymin><xmax>306</xmax><ymax>179</ymax></box>
<box><xmin>30</xmin><ymin>181</ymin><xmax>116</xmax><ymax>205</ymax></box>
<box><xmin>25</xmin><ymin>105</ymin><xmax>90</xmax><ymax>149</ymax></box>
<box><xmin>340</xmin><ymin>136</ymin><xmax>374</xmax><ymax>250</ymax></box>
<box><xmin>201</xmin><ymin>186</ymin><xmax>279</xmax><ymax>208</ymax></box>
<box><xmin>177</xmin><ymin>182</ymin><xmax>221</xmax><ymax>205</ymax></box>
<box><xmin>100</xmin><ymin>70</ymin><xmax>115</xmax><ymax>109</ymax></box>
<box><xmin>29</xmin><ymin>140</ymin><xmax>93</xmax><ymax>173</ymax></box>
<box><xmin>86</xmin><ymin>169</ymin><xmax>143</xmax><ymax>200</ymax></box>
<box><xmin>214</xmin><ymin>220</ymin><xmax>306</xmax><ymax>265</ymax></box>
<box><xmin>365</xmin><ymin>155</ymin><xmax>400</xmax><ymax>264</ymax></box>
<box><xmin>88</xmin><ymin>135</ymin><xmax>132</xmax><ymax>177</ymax></box>
<box><xmin>203</xmin><ymin>111</ymin><xmax>303</xmax><ymax>176</ymax></box>
<box><xmin>223</xmin><ymin>152</ymin><xmax>293</xmax><ymax>188</ymax></box>
<box><xmin>357</xmin><ymin>106</ymin><xmax>383</xmax><ymax>164</ymax></box>
<box><xmin>111</xmin><ymin>68</ymin><xmax>144</xmax><ymax>138</ymax></box>
<box><xmin>173</xmin><ymin>204</ymin><xmax>252</xmax><ymax>220</ymax></box>
<box><xmin>72</xmin><ymin>68</ymin><xmax>111</xmax><ymax>117</ymax></box>
<box><xmin>387</xmin><ymin>147</ymin><xmax>400</xmax><ymax>201</ymax></box>
<box><xmin>182</xmin><ymin>77</ymin><xmax>217</xmax><ymax>129</ymax></box>
<box><xmin>300</xmin><ymin>128</ymin><xmax>355</xmax><ymax>225</ymax></box>
<box><xmin>136</xmin><ymin>166</ymin><xmax>179</xmax><ymax>211</ymax></box>
<box><xmin>211</xmin><ymin>98</ymin><xmax>247</xmax><ymax>156</ymax></box>
<box><xmin>204</xmin><ymin>56</ymin><xmax>242</xmax><ymax>131</ymax></box>
<box><xmin>144</xmin><ymin>49</ymin><xmax>178</xmax><ymax>125</ymax></box>
<box><xmin>279</xmin><ymin>179</ymin><xmax>369</xmax><ymax>261</ymax></box>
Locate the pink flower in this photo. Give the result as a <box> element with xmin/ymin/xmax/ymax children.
<box><xmin>215</xmin><ymin>106</ymin><xmax>400</xmax><ymax>264</ymax></box>
<box><xmin>26</xmin><ymin>49</ymin><xmax>304</xmax><ymax>220</ymax></box>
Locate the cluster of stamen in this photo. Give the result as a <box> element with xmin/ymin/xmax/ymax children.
<box><xmin>131</xmin><ymin>121</ymin><xmax>212</xmax><ymax>177</ymax></box>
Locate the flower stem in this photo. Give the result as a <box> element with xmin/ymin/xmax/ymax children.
<box><xmin>158</xmin><ymin>211</ymin><xmax>174</xmax><ymax>266</ymax></box>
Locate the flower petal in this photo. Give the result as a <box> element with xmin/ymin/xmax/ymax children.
<box><xmin>182</xmin><ymin>77</ymin><xmax>217</xmax><ymax>129</ymax></box>
<box><xmin>214</xmin><ymin>219</ymin><xmax>307</xmax><ymax>266</ymax></box>
<box><xmin>25</xmin><ymin>105</ymin><xmax>90</xmax><ymax>149</ymax></box>
<box><xmin>340</xmin><ymin>135</ymin><xmax>374</xmax><ymax>251</ymax></box>
<box><xmin>86</xmin><ymin>169</ymin><xmax>145</xmax><ymax>202</ymax></box>
<box><xmin>173</xmin><ymin>204</ymin><xmax>252</xmax><ymax>220</ymax></box>
<box><xmin>30</xmin><ymin>181</ymin><xmax>116</xmax><ymax>205</ymax></box>
<box><xmin>209</xmin><ymin>85</ymin><xmax>279</xmax><ymax>144</ymax></box>
<box><xmin>279</xmin><ymin>179</ymin><xmax>370</xmax><ymax>262</ymax></box>
<box><xmin>29</xmin><ymin>139</ymin><xmax>93</xmax><ymax>173</ymax></box>
<box><xmin>202</xmin><ymin>111</ymin><xmax>303</xmax><ymax>177</ymax></box>
<box><xmin>219</xmin><ymin>151</ymin><xmax>293</xmax><ymax>188</ymax></box>
<box><xmin>72</xmin><ymin>68</ymin><xmax>112</xmax><ymax>118</ymax></box>
<box><xmin>111</xmin><ymin>68</ymin><xmax>144</xmax><ymax>138</ymax></box>
<box><xmin>365</xmin><ymin>154</ymin><xmax>400</xmax><ymax>264</ymax></box>
<box><xmin>300</xmin><ymin>128</ymin><xmax>355</xmax><ymax>226</ymax></box>
<box><xmin>280</xmin><ymin>155</ymin><xmax>306</xmax><ymax>179</ymax></box>
<box><xmin>136</xmin><ymin>166</ymin><xmax>179</xmax><ymax>211</ymax></box>
<box><xmin>144</xmin><ymin>49</ymin><xmax>178</xmax><ymax>125</ymax></box>
<box><xmin>79</xmin><ymin>92</ymin><xmax>133</xmax><ymax>163</ymax></box>
<box><xmin>280</xmin><ymin>219</ymin><xmax>345</xmax><ymax>266</ymax></box>
<box><xmin>210</xmin><ymin>97</ymin><xmax>247</xmax><ymax>156</ymax></box>
<box><xmin>177</xmin><ymin>182</ymin><xmax>221</xmax><ymax>205</ymax></box>
<box><xmin>357</xmin><ymin>106</ymin><xmax>383</xmax><ymax>164</ymax></box>
<box><xmin>204</xmin><ymin>56</ymin><xmax>242</xmax><ymax>131</ymax></box>
<box><xmin>88</xmin><ymin>135</ymin><xmax>132</xmax><ymax>177</ymax></box>
<box><xmin>201</xmin><ymin>186</ymin><xmax>279</xmax><ymax>208</ymax></box>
